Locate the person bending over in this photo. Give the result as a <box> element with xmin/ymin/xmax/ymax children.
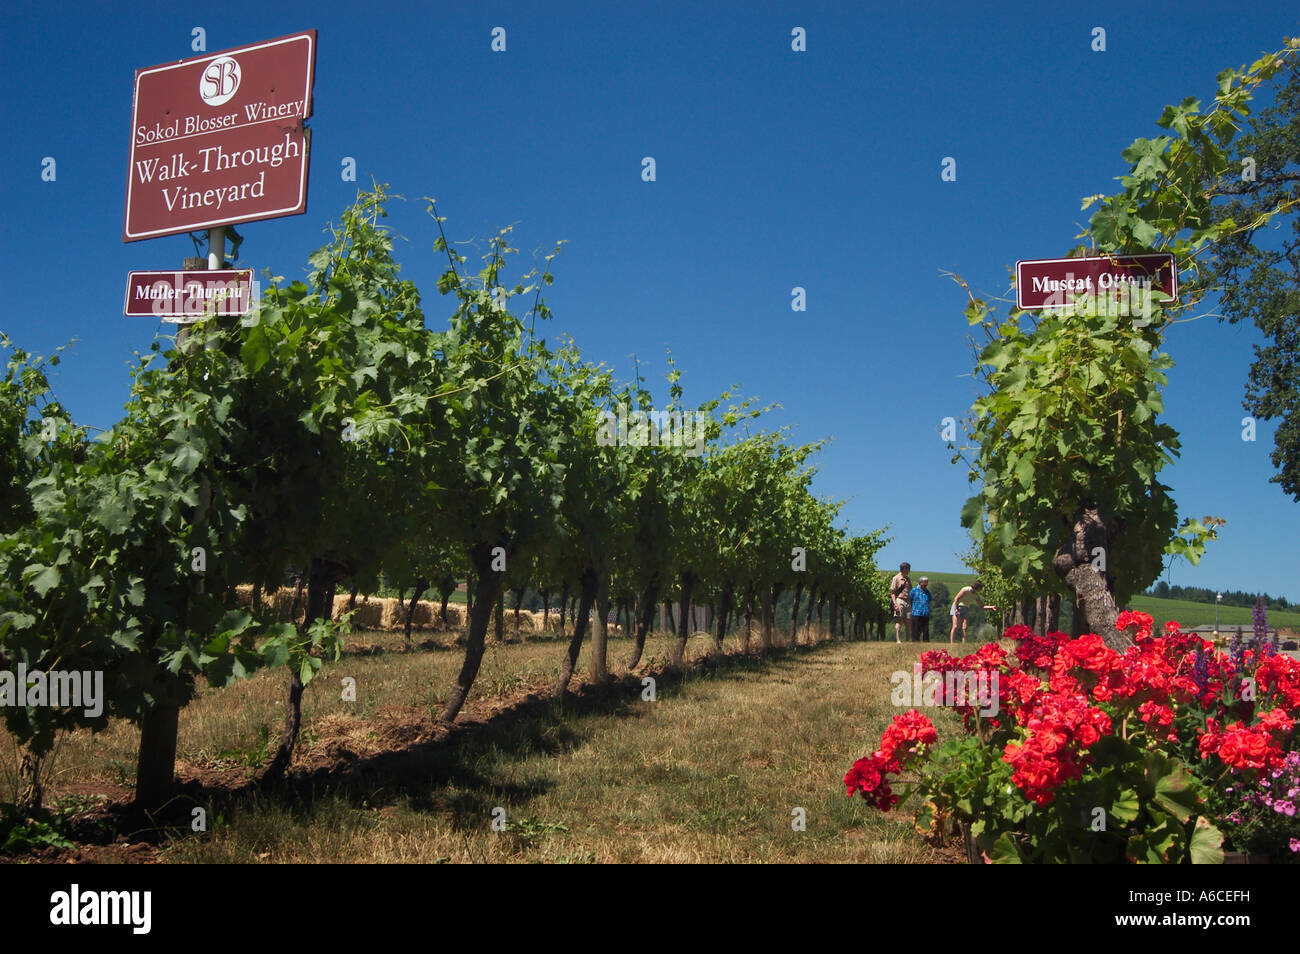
<box><xmin>949</xmin><ymin>580</ymin><xmax>992</xmax><ymax>643</ymax></box>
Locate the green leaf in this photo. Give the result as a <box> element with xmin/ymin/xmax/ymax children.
<box><xmin>1189</xmin><ymin>817</ymin><xmax>1224</xmax><ymax>865</ymax></box>
<box><xmin>110</xmin><ymin>630</ymin><xmax>140</xmax><ymax>651</ymax></box>
<box><xmin>241</xmin><ymin>326</ymin><xmax>271</xmax><ymax>373</ymax></box>
<box><xmin>299</xmin><ymin>655</ymin><xmax>322</xmax><ymax>686</ymax></box>
<box><xmin>1110</xmin><ymin>788</ymin><xmax>1141</xmax><ymax>825</ymax></box>
<box><xmin>1091</xmin><ymin>207</ymin><xmax>1120</xmax><ymax>249</ymax></box>
<box><xmin>1129</xmin><ymin>216</ymin><xmax>1160</xmax><ymax>248</ymax></box>
<box><xmin>988</xmin><ymin>832</ymin><xmax>1023</xmax><ymax>864</ymax></box>
<box><xmin>0</xmin><ymin>611</ymin><xmax>36</xmax><ymax>632</ymax></box>
<box><xmin>1013</xmin><ymin>455</ymin><xmax>1035</xmax><ymax>489</ymax></box>
<box><xmin>1148</xmin><ymin>753</ymin><xmax>1199</xmax><ymax>823</ymax></box>
<box><xmin>260</xmin><ymin>637</ymin><xmax>290</xmax><ymax>670</ymax></box>
<box><xmin>25</xmin><ymin>564</ymin><xmax>60</xmax><ymax>597</ymax></box>
<box><xmin>172</xmin><ymin>440</ymin><xmax>201</xmax><ymax>476</ymax></box>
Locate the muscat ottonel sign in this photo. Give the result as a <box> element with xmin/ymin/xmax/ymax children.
<box><xmin>1015</xmin><ymin>253</ymin><xmax>1178</xmax><ymax>310</ymax></box>
<box><xmin>123</xmin><ymin>30</ymin><xmax>317</xmax><ymax>242</ymax></box>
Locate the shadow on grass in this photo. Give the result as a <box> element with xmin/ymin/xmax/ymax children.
<box><xmin>66</xmin><ymin>639</ymin><xmax>856</xmax><ymax>848</ymax></box>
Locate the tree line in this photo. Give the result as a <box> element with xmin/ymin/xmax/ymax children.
<box><xmin>1145</xmin><ymin>582</ymin><xmax>1292</xmax><ymax>612</ymax></box>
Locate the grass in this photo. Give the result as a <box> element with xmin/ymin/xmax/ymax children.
<box><xmin>158</xmin><ymin>639</ymin><xmax>953</xmax><ymax>863</ymax></box>
<box><xmin>2</xmin><ymin>624</ymin><xmax>962</xmax><ymax>863</ymax></box>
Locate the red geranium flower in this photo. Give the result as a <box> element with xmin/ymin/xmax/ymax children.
<box><xmin>1116</xmin><ymin>610</ymin><xmax>1154</xmax><ymax>640</ymax></box>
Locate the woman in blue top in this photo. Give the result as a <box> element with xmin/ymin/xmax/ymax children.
<box><xmin>909</xmin><ymin>577</ymin><xmax>931</xmax><ymax>642</ymax></box>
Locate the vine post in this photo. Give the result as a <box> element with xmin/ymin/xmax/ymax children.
<box><xmin>135</xmin><ymin>225</ymin><xmax>224</xmax><ymax>812</ymax></box>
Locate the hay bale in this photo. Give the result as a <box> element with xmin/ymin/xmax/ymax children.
<box><xmin>348</xmin><ymin>599</ymin><xmax>386</xmax><ymax>631</ymax></box>
<box><xmin>271</xmin><ymin>586</ymin><xmax>300</xmax><ymax>621</ymax></box>
<box><xmin>407</xmin><ymin>600</ymin><xmax>436</xmax><ymax>630</ymax></box>
<box><xmin>377</xmin><ymin>597</ymin><xmax>402</xmax><ymax>630</ymax></box>
<box><xmin>233</xmin><ymin>584</ymin><xmax>300</xmax><ymax>619</ymax></box>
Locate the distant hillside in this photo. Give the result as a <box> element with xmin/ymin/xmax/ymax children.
<box><xmin>1144</xmin><ymin>582</ymin><xmax>1293</xmax><ymax>612</ymax></box>
<box><xmin>1127</xmin><ymin>596</ymin><xmax>1300</xmax><ymax>632</ymax></box>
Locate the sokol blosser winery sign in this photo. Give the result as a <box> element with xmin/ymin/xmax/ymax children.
<box><xmin>123</xmin><ymin>30</ymin><xmax>317</xmax><ymax>242</ymax></box>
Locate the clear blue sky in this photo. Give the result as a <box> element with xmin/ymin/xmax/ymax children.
<box><xmin>2</xmin><ymin>1</ymin><xmax>1297</xmax><ymax>600</ymax></box>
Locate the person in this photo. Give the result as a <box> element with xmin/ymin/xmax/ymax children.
<box><xmin>890</xmin><ymin>563</ymin><xmax>912</xmax><ymax>643</ymax></box>
<box><xmin>949</xmin><ymin>580</ymin><xmax>989</xmax><ymax>642</ymax></box>
<box><xmin>910</xmin><ymin>577</ymin><xmax>932</xmax><ymax>642</ymax></box>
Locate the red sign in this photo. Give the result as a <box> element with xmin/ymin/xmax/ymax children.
<box><xmin>124</xmin><ymin>269</ymin><xmax>255</xmax><ymax>320</ymax></box>
<box><xmin>124</xmin><ymin>31</ymin><xmax>316</xmax><ymax>242</ymax></box>
<box><xmin>1015</xmin><ymin>253</ymin><xmax>1177</xmax><ymax>310</ymax></box>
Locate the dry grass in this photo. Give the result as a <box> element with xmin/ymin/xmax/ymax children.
<box><xmin>3</xmin><ymin>626</ymin><xmax>967</xmax><ymax>863</ymax></box>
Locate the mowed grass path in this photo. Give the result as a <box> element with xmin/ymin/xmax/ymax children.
<box><xmin>137</xmin><ymin>636</ymin><xmax>957</xmax><ymax>863</ymax></box>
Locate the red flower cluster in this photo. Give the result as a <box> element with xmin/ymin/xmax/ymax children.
<box><xmin>1013</xmin><ymin>631</ymin><xmax>1067</xmax><ymax>672</ymax></box>
<box><xmin>1002</xmin><ymin>692</ymin><xmax>1112</xmax><ymax>805</ymax></box>
<box><xmin>974</xmin><ymin>642</ymin><xmax>1009</xmax><ymax>669</ymax></box>
<box><xmin>1005</xmin><ymin>670</ymin><xmax>1045</xmax><ymax>724</ymax></box>
<box><xmin>920</xmin><ymin>644</ymin><xmax>1015</xmax><ymax>728</ymax></box>
<box><xmin>1137</xmin><ymin>700</ymin><xmax>1176</xmax><ymax>741</ymax></box>
<box><xmin>844</xmin><ymin>756</ymin><xmax>895</xmax><ymax>810</ymax></box>
<box><xmin>1256</xmin><ymin>654</ymin><xmax>1300</xmax><ymax>714</ymax></box>
<box><xmin>880</xmin><ymin>708</ymin><xmax>940</xmax><ymax>763</ymax></box>
<box><xmin>1049</xmin><ymin>633</ymin><xmax>1124</xmax><ymax>700</ymax></box>
<box><xmin>845</xmin><ymin>710</ymin><xmax>938</xmax><ymax>811</ymax></box>
<box><xmin>1116</xmin><ymin>610</ymin><xmax>1154</xmax><ymax>639</ymax></box>
<box><xmin>846</xmin><ymin>614</ymin><xmax>1297</xmax><ymax>816</ymax></box>
<box><xmin>1199</xmin><ymin>708</ymin><xmax>1294</xmax><ymax>771</ymax></box>
<box><xmin>918</xmin><ymin>648</ymin><xmax>954</xmax><ymax>672</ymax></box>
<box><xmin>1109</xmin><ymin>636</ymin><xmax>1203</xmax><ymax>710</ymax></box>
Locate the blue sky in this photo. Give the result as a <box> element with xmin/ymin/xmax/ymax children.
<box><xmin>2</xmin><ymin>1</ymin><xmax>1298</xmax><ymax>599</ymax></box>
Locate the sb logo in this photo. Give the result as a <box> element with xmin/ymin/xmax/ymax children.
<box><xmin>200</xmin><ymin>56</ymin><xmax>241</xmax><ymax>106</ymax></box>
